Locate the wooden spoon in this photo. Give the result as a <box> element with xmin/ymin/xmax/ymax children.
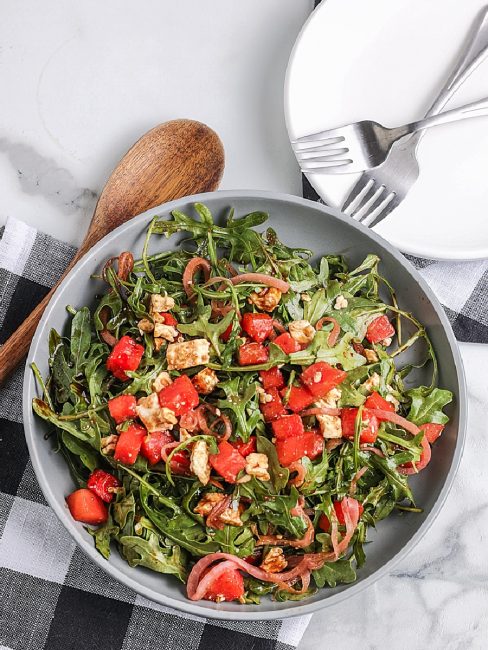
<box><xmin>0</xmin><ymin>118</ymin><xmax>224</xmax><ymax>385</ymax></box>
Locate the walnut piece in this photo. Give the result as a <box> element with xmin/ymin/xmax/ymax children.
<box><xmin>190</xmin><ymin>440</ymin><xmax>210</xmax><ymax>486</ymax></box>
<box><xmin>153</xmin><ymin>338</ymin><xmax>165</xmax><ymax>352</ymax></box>
<box><xmin>193</xmin><ymin>493</ymin><xmax>243</xmax><ymax>526</ymax></box>
<box><xmin>166</xmin><ymin>338</ymin><xmax>210</xmax><ymax>370</ymax></box>
<box><xmin>245</xmin><ymin>453</ymin><xmax>270</xmax><ymax>482</ymax></box>
<box><xmin>192</xmin><ymin>368</ymin><xmax>219</xmax><ymax>395</ymax></box>
<box><xmin>249</xmin><ymin>287</ymin><xmax>282</xmax><ymax>312</ymax></box>
<box><xmin>364</xmin><ymin>349</ymin><xmax>379</xmax><ymax>363</ymax></box>
<box><xmin>135</xmin><ymin>393</ymin><xmax>177</xmax><ymax>432</ymax></box>
<box><xmin>219</xmin><ymin>502</ymin><xmax>244</xmax><ymax>527</ymax></box>
<box><xmin>152</xmin><ymin>371</ymin><xmax>172</xmax><ymax>393</ymax></box>
<box><xmin>260</xmin><ymin>547</ymin><xmax>288</xmax><ymax>573</ymax></box>
<box><xmin>194</xmin><ymin>492</ymin><xmax>225</xmax><ymax>516</ymax></box>
<box><xmin>138</xmin><ymin>318</ymin><xmax>154</xmax><ymax>334</ymax></box>
<box><xmin>289</xmin><ymin>319</ymin><xmax>316</xmax><ymax>345</ymax></box>
<box><xmin>101</xmin><ymin>434</ymin><xmax>118</xmax><ymax>455</ymax></box>
<box><xmin>153</xmin><ymin>323</ymin><xmax>178</xmax><ymax>342</ymax></box>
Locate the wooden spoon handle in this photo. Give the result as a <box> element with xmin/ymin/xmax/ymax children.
<box><xmin>0</xmin><ymin>252</ymin><xmax>81</xmax><ymax>384</ymax></box>
<box><xmin>0</xmin><ymin>120</ymin><xmax>224</xmax><ymax>386</ymax></box>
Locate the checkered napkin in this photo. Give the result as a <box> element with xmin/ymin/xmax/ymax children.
<box><xmin>0</xmin><ymin>217</ymin><xmax>311</xmax><ymax>650</ymax></box>
<box><xmin>303</xmin><ymin>175</ymin><xmax>488</xmax><ymax>343</ymax></box>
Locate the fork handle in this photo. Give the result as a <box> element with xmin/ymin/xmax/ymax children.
<box><xmin>402</xmin><ymin>96</ymin><xmax>488</xmax><ymax>138</ymax></box>
<box><xmin>407</xmin><ymin>6</ymin><xmax>488</xmax><ymax>151</ymax></box>
<box><xmin>428</xmin><ymin>6</ymin><xmax>488</xmax><ymax>116</ymax></box>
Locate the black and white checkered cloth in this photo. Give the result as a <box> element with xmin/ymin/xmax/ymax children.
<box><xmin>0</xmin><ymin>217</ymin><xmax>311</xmax><ymax>650</ymax></box>
<box><xmin>303</xmin><ymin>176</ymin><xmax>488</xmax><ymax>343</ymax></box>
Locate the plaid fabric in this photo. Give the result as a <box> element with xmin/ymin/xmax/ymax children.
<box><xmin>303</xmin><ymin>176</ymin><xmax>488</xmax><ymax>343</ymax></box>
<box><xmin>0</xmin><ymin>217</ymin><xmax>311</xmax><ymax>650</ymax></box>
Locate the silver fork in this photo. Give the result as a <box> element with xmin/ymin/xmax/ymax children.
<box><xmin>341</xmin><ymin>6</ymin><xmax>488</xmax><ymax>227</ymax></box>
<box><xmin>294</xmin><ymin>97</ymin><xmax>488</xmax><ymax>174</ymax></box>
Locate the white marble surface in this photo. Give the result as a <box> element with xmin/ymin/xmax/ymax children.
<box><xmin>2</xmin><ymin>2</ymin><xmax>487</xmax><ymax>649</ymax></box>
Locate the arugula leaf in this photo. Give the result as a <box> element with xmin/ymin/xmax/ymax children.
<box><xmin>140</xmin><ymin>482</ymin><xmax>220</xmax><ymax>556</ymax></box>
<box><xmin>312</xmin><ymin>558</ymin><xmax>357</xmax><ymax>588</ymax></box>
<box><xmin>300</xmin><ymin>455</ymin><xmax>329</xmax><ymax>495</ymax></box>
<box><xmin>407</xmin><ymin>386</ymin><xmax>453</xmax><ymax>425</ymax></box>
<box><xmin>50</xmin><ymin>343</ymin><xmax>74</xmax><ymax>404</ymax></box>
<box><xmin>283</xmin><ymin>291</ymin><xmax>304</xmax><ymax>321</ymax></box>
<box><xmin>212</xmin><ymin>525</ymin><xmax>255</xmax><ymax>557</ymax></box>
<box><xmin>217</xmin><ymin>376</ymin><xmax>262</xmax><ymax>442</ymax></box>
<box><xmin>290</xmin><ymin>331</ymin><xmax>366</xmax><ymax>371</ymax></box>
<box><xmin>113</xmin><ymin>492</ymin><xmax>136</xmax><ymax>535</ymax></box>
<box><xmin>94</xmin><ymin>291</ymin><xmax>123</xmax><ymax>333</ymax></box>
<box><xmin>177</xmin><ymin>305</ymin><xmax>235</xmax><ymax>357</ymax></box>
<box><xmin>119</xmin><ymin>531</ymin><xmax>187</xmax><ymax>581</ymax></box>
<box><xmin>256</xmin><ymin>435</ymin><xmax>289</xmax><ymax>491</ymax></box>
<box><xmin>32</xmin><ymin>399</ymin><xmax>99</xmax><ymax>445</ymax></box>
<box><xmin>70</xmin><ymin>307</ymin><xmax>91</xmax><ymax>375</ymax></box>
<box><xmin>61</xmin><ymin>431</ymin><xmax>98</xmax><ymax>472</ymax></box>
<box><xmin>87</xmin><ymin>515</ymin><xmax>119</xmax><ymax>560</ymax></box>
<box><xmin>84</xmin><ymin>344</ymin><xmax>109</xmax><ymax>406</ymax></box>
<box><xmin>274</xmin><ymin>587</ymin><xmax>318</xmax><ymax>602</ymax></box>
<box><xmin>259</xmin><ymin>488</ymin><xmax>307</xmax><ymax>538</ymax></box>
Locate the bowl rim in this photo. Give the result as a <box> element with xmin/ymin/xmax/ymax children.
<box><xmin>22</xmin><ymin>189</ymin><xmax>467</xmax><ymax>620</ymax></box>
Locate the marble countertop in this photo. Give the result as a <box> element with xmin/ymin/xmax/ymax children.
<box><xmin>2</xmin><ymin>1</ymin><xmax>487</xmax><ymax>648</ymax></box>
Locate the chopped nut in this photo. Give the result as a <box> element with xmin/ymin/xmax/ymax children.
<box><xmin>190</xmin><ymin>440</ymin><xmax>211</xmax><ymax>486</ymax></box>
<box><xmin>289</xmin><ymin>319</ymin><xmax>316</xmax><ymax>345</ymax></box>
<box><xmin>194</xmin><ymin>492</ymin><xmax>225</xmax><ymax>516</ymax></box>
<box><xmin>153</xmin><ymin>337</ymin><xmax>165</xmax><ymax>352</ymax></box>
<box><xmin>152</xmin><ymin>371</ymin><xmax>172</xmax><ymax>392</ymax></box>
<box><xmin>166</xmin><ymin>338</ymin><xmax>210</xmax><ymax>370</ymax></box>
<box><xmin>138</xmin><ymin>318</ymin><xmax>154</xmax><ymax>334</ymax></box>
<box><xmin>150</xmin><ymin>294</ymin><xmax>175</xmax><ymax>314</ymax></box>
<box><xmin>100</xmin><ymin>434</ymin><xmax>118</xmax><ymax>455</ymax></box>
<box><xmin>362</xmin><ymin>372</ymin><xmax>381</xmax><ymax>394</ymax></box>
<box><xmin>153</xmin><ymin>323</ymin><xmax>179</xmax><ymax>342</ymax></box>
<box><xmin>249</xmin><ymin>287</ymin><xmax>282</xmax><ymax>312</ymax></box>
<box><xmin>382</xmin><ymin>337</ymin><xmax>392</xmax><ymax>347</ymax></box>
<box><xmin>192</xmin><ymin>368</ymin><xmax>219</xmax><ymax>395</ymax></box>
<box><xmin>135</xmin><ymin>393</ymin><xmax>177</xmax><ymax>432</ymax></box>
<box><xmin>364</xmin><ymin>349</ymin><xmax>379</xmax><ymax>363</ymax></box>
<box><xmin>220</xmin><ymin>502</ymin><xmax>244</xmax><ymax>527</ymax></box>
<box><xmin>334</xmin><ymin>294</ymin><xmax>348</xmax><ymax>310</ymax></box>
<box><xmin>245</xmin><ymin>453</ymin><xmax>271</xmax><ymax>482</ymax></box>
<box><xmin>260</xmin><ymin>547</ymin><xmax>288</xmax><ymax>573</ymax></box>
<box><xmin>301</xmin><ymin>293</ymin><xmax>311</xmax><ymax>302</ymax></box>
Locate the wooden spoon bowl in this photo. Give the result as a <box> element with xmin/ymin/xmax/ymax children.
<box><xmin>0</xmin><ymin>119</ymin><xmax>224</xmax><ymax>384</ymax></box>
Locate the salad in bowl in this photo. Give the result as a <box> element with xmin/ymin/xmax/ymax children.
<box><xmin>31</xmin><ymin>202</ymin><xmax>453</xmax><ymax>605</ymax></box>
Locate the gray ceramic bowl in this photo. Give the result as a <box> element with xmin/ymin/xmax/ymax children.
<box><xmin>23</xmin><ymin>191</ymin><xmax>466</xmax><ymax>620</ymax></box>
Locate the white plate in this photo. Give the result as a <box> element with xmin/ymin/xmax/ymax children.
<box><xmin>285</xmin><ymin>0</ymin><xmax>488</xmax><ymax>260</ymax></box>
